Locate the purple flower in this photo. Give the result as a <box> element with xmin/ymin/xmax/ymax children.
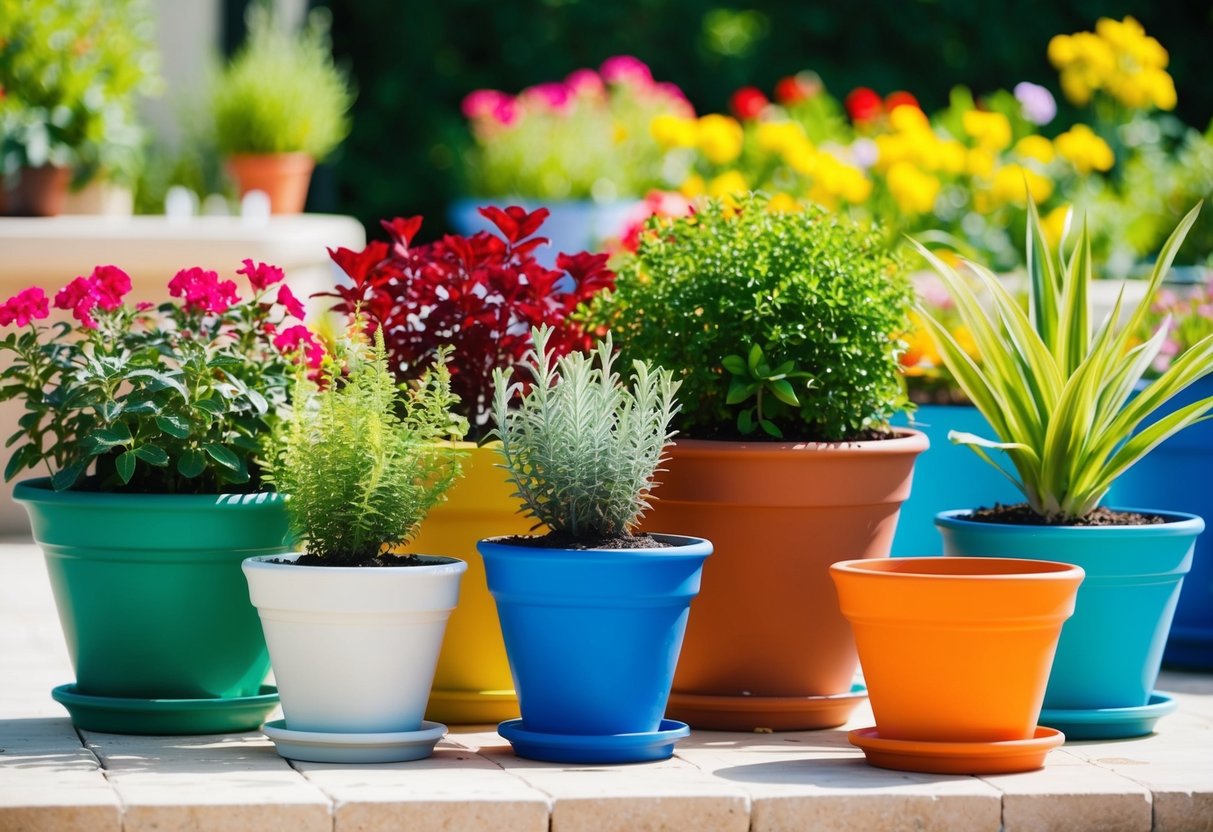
<box><xmin>1014</xmin><ymin>82</ymin><xmax>1057</xmax><ymax>126</ymax></box>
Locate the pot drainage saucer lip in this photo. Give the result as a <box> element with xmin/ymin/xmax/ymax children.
<box><xmin>666</xmin><ymin>683</ymin><xmax>867</xmax><ymax>732</ymax></box>
<box><xmin>1038</xmin><ymin>692</ymin><xmax>1177</xmax><ymax>741</ymax></box>
<box><xmin>848</xmin><ymin>725</ymin><xmax>1064</xmax><ymax>775</ymax></box>
<box><xmin>51</xmin><ymin>683</ymin><xmax>279</xmax><ymax>735</ymax></box>
<box><xmin>497</xmin><ymin>718</ymin><xmax>689</xmax><ymax>764</ymax></box>
<box><xmin>261</xmin><ymin>718</ymin><xmax>446</xmax><ymax>763</ymax></box>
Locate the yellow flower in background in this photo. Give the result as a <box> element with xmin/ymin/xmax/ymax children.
<box><xmin>889</xmin><ymin>104</ymin><xmax>930</xmax><ymax>133</ymax></box>
<box><xmin>965</xmin><ymin>148</ymin><xmax>996</xmax><ymax>178</ymax></box>
<box><xmin>1054</xmin><ymin>124</ymin><xmax>1115</xmax><ymax>174</ymax></box>
<box><xmin>784</xmin><ymin>140</ymin><xmax>818</xmax><ymax>176</ymax></box>
<box><xmin>650</xmin><ymin>114</ymin><xmax>697</xmax><ymax>149</ymax></box>
<box><xmin>989</xmin><ymin>164</ymin><xmax>1054</xmax><ymax>207</ymax></box>
<box><xmin>756</xmin><ymin>121</ymin><xmax>806</xmax><ymax>155</ymax></box>
<box><xmin>1042</xmin><ymin>204</ymin><xmax>1071</xmax><ymax>247</ymax></box>
<box><xmin>962</xmin><ymin>110</ymin><xmax>1012</xmax><ymax>153</ymax></box>
<box><xmin>707</xmin><ymin>170</ymin><xmax>748</xmax><ymax>199</ymax></box>
<box><xmin>814</xmin><ymin>153</ymin><xmax>873</xmax><ymax>204</ymax></box>
<box><xmin>936</xmin><ymin>140</ymin><xmax>967</xmax><ymax>175</ymax></box>
<box><xmin>953</xmin><ymin>325</ymin><xmax>979</xmax><ymax>360</ymax></box>
<box><xmin>696</xmin><ymin>114</ymin><xmax>744</xmax><ymax>165</ymax></box>
<box><xmin>767</xmin><ymin>192</ymin><xmax>803</xmax><ymax>213</ymax></box>
<box><xmin>886</xmin><ymin>162</ymin><xmax>940</xmax><ymax>215</ymax></box>
<box><xmin>1050</xmin><ymin>16</ymin><xmax>1175</xmax><ymax>111</ymax></box>
<box><xmin>613</xmin><ymin>123</ymin><xmax>629</xmax><ymax>144</ymax></box>
<box><xmin>1014</xmin><ymin>135</ymin><xmax>1055</xmax><ymax>165</ymax></box>
<box><xmin>679</xmin><ymin>173</ymin><xmax>706</xmax><ymax>198</ymax></box>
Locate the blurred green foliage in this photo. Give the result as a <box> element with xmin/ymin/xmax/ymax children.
<box><xmin>323</xmin><ymin>0</ymin><xmax>1212</xmax><ymax>239</ymax></box>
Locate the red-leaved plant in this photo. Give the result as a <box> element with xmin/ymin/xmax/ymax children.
<box><xmin>326</xmin><ymin>206</ymin><xmax>614</xmax><ymax>438</ymax></box>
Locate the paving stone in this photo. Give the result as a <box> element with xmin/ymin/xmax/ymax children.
<box><xmin>295</xmin><ymin>740</ymin><xmax>549</xmax><ymax>832</ymax></box>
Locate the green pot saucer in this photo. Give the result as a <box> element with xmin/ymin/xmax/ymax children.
<box><xmin>52</xmin><ymin>683</ymin><xmax>279</xmax><ymax>735</ymax></box>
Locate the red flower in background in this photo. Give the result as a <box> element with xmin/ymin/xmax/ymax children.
<box><xmin>168</xmin><ymin>267</ymin><xmax>240</xmax><ymax>315</ymax></box>
<box><xmin>275</xmin><ymin>285</ymin><xmax>306</xmax><ymax>320</ymax></box>
<box><xmin>885</xmin><ymin>90</ymin><xmax>920</xmax><ymax>112</ymax></box>
<box><xmin>237</xmin><ymin>259</ymin><xmax>285</xmax><ymax>291</ymax></box>
<box><xmin>324</xmin><ymin>207</ymin><xmax>615</xmax><ymax>436</ymax></box>
<box><xmin>273</xmin><ymin>325</ymin><xmax>325</xmax><ymax>371</ymax></box>
<box><xmin>845</xmin><ymin>87</ymin><xmax>884</xmax><ymax>123</ymax></box>
<box><xmin>53</xmin><ymin>265</ymin><xmax>133</xmax><ymax>328</ymax></box>
<box><xmin>774</xmin><ymin>73</ymin><xmax>821</xmax><ymax>105</ymax></box>
<box><xmin>730</xmin><ymin>86</ymin><xmax>769</xmax><ymax>120</ymax></box>
<box><xmin>0</xmin><ymin>287</ymin><xmax>49</xmax><ymax>327</ymax></box>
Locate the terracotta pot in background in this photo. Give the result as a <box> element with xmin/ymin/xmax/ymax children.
<box><xmin>226</xmin><ymin>152</ymin><xmax>315</xmax><ymax>214</ymax></box>
<box><xmin>642</xmin><ymin>430</ymin><xmax>928</xmax><ymax>730</ymax></box>
<box><xmin>4</xmin><ymin>165</ymin><xmax>72</xmax><ymax>217</ymax></box>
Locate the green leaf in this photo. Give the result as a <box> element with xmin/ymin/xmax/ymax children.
<box><xmin>133</xmin><ymin>445</ymin><xmax>170</xmax><ymax>467</ymax></box>
<box><xmin>203</xmin><ymin>443</ymin><xmax>241</xmax><ymax>472</ymax></box>
<box><xmin>123</xmin><ymin>400</ymin><xmax>160</xmax><ymax>416</ymax></box>
<box><xmin>91</xmin><ymin>423</ymin><xmax>133</xmax><ymax>447</ymax></box>
<box><xmin>726</xmin><ymin>379</ymin><xmax>758</xmax><ymax>405</ymax></box>
<box><xmin>246</xmin><ymin>389</ymin><xmax>269</xmax><ymax>414</ymax></box>
<box><xmin>177</xmin><ymin>449</ymin><xmax>206</xmax><ymax>479</ymax></box>
<box><xmin>101</xmin><ymin>400</ymin><xmax>123</xmax><ymax>421</ymax></box>
<box><xmin>155</xmin><ymin>414</ymin><xmax>191</xmax><ymax>439</ymax></box>
<box><xmin>5</xmin><ymin>445</ymin><xmax>33</xmax><ymax>482</ymax></box>
<box><xmin>760</xmin><ymin>419</ymin><xmax>784</xmax><ymax>438</ymax></box>
<box><xmin>193</xmin><ymin>398</ymin><xmax>225</xmax><ymax>415</ymax></box>
<box><xmin>721</xmin><ymin>355</ymin><xmax>747</xmax><ymax>376</ymax></box>
<box><xmin>769</xmin><ymin>379</ymin><xmax>800</xmax><ymax>407</ymax></box>
<box><xmin>126</xmin><ymin>369</ymin><xmax>188</xmax><ymax>398</ymax></box>
<box><xmin>50</xmin><ymin>461</ymin><xmax>87</xmax><ymax>491</ymax></box>
<box><xmin>738</xmin><ymin>409</ymin><xmax>755</xmax><ymax>434</ymax></box>
<box><xmin>116</xmin><ymin>451</ymin><xmax>137</xmax><ymax>484</ymax></box>
<box><xmin>747</xmin><ymin>343</ymin><xmax>763</xmax><ymax>374</ymax></box>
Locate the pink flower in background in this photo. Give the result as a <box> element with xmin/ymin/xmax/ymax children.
<box><xmin>0</xmin><ymin>287</ymin><xmax>49</xmax><ymax>327</ymax></box>
<box><xmin>600</xmin><ymin>55</ymin><xmax>653</xmax><ymax>87</ymax></box>
<box><xmin>492</xmin><ymin>96</ymin><xmax>519</xmax><ymax>126</ymax></box>
<box><xmin>54</xmin><ymin>276</ymin><xmax>103</xmax><ymax>329</ymax></box>
<box><xmin>273</xmin><ymin>324</ymin><xmax>325</xmax><ymax>370</ymax></box>
<box><xmin>92</xmin><ymin>265</ymin><xmax>132</xmax><ymax>310</ymax></box>
<box><xmin>617</xmin><ymin>190</ymin><xmax>694</xmax><ymax>253</ymax></box>
<box><xmin>168</xmin><ymin>267</ymin><xmax>241</xmax><ymax>315</ymax></box>
<box><xmin>912</xmin><ymin>272</ymin><xmax>955</xmax><ymax>311</ymax></box>
<box><xmin>460</xmin><ymin>89</ymin><xmax>509</xmax><ymax>120</ymax></box>
<box><xmin>237</xmin><ymin>259</ymin><xmax>285</xmax><ymax>291</ymax></box>
<box><xmin>276</xmin><ymin>284</ymin><xmax>306</xmax><ymax>320</ymax></box>
<box><xmin>523</xmin><ymin>82</ymin><xmax>573</xmax><ymax>113</ymax></box>
<box><xmin>654</xmin><ymin>81</ymin><xmax>694</xmax><ymax>115</ymax></box>
<box><xmin>565</xmin><ymin>68</ymin><xmax>605</xmax><ymax>98</ymax></box>
<box><xmin>1014</xmin><ymin>82</ymin><xmax>1057</xmax><ymax>126</ymax></box>
<box><xmin>136</xmin><ymin>302</ymin><xmax>155</xmax><ymax>312</ymax></box>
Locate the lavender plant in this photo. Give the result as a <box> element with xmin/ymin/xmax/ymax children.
<box><xmin>490</xmin><ymin>325</ymin><xmax>680</xmax><ymax>542</ymax></box>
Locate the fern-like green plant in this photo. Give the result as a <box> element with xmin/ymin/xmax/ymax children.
<box><xmin>490</xmin><ymin>325</ymin><xmax>680</xmax><ymax>541</ymax></box>
<box><xmin>917</xmin><ymin>200</ymin><xmax>1213</xmax><ymax>523</ymax></box>
<box><xmin>267</xmin><ymin>329</ymin><xmax>467</xmax><ymax>564</ymax></box>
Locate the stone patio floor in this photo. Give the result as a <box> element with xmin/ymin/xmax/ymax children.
<box><xmin>1</xmin><ymin>542</ymin><xmax>1211</xmax><ymax>832</ymax></box>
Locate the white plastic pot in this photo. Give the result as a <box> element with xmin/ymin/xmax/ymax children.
<box><xmin>242</xmin><ymin>554</ymin><xmax>467</xmax><ymax>733</ymax></box>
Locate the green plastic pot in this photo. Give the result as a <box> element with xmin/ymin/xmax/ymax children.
<box><xmin>14</xmin><ymin>478</ymin><xmax>291</xmax><ymax>700</ymax></box>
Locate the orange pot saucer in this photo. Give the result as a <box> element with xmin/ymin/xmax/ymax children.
<box><xmin>848</xmin><ymin>725</ymin><xmax>1065</xmax><ymax>775</ymax></box>
<box><xmin>667</xmin><ymin>683</ymin><xmax>867</xmax><ymax>732</ymax></box>
<box><xmin>426</xmin><ymin>688</ymin><xmax>519</xmax><ymax>725</ymax></box>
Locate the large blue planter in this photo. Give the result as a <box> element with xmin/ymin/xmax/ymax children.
<box><xmin>890</xmin><ymin>405</ymin><xmax>1021</xmax><ymax>557</ymax></box>
<box><xmin>448</xmin><ymin>198</ymin><xmax>639</xmax><ymax>267</ymax></box>
<box><xmin>479</xmin><ymin>534</ymin><xmax>709</xmax><ymax>762</ymax></box>
<box><xmin>937</xmin><ymin>510</ymin><xmax>1200</xmax><ymax>737</ymax></box>
<box><xmin>1109</xmin><ymin>376</ymin><xmax>1213</xmax><ymax>669</ymax></box>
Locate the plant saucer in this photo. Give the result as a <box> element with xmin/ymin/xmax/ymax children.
<box><xmin>51</xmin><ymin>683</ymin><xmax>280</xmax><ymax>735</ymax></box>
<box><xmin>666</xmin><ymin>683</ymin><xmax>867</xmax><ymax>731</ymax></box>
<box><xmin>260</xmin><ymin>719</ymin><xmax>447</xmax><ymax>763</ymax></box>
<box><xmin>848</xmin><ymin>725</ymin><xmax>1064</xmax><ymax>775</ymax></box>
<box><xmin>1038</xmin><ymin>692</ymin><xmax>1177</xmax><ymax>740</ymax></box>
<box><xmin>497</xmin><ymin>718</ymin><xmax>690</xmax><ymax>764</ymax></box>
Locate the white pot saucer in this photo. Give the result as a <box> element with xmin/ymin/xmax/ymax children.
<box><xmin>261</xmin><ymin>718</ymin><xmax>447</xmax><ymax>763</ymax></box>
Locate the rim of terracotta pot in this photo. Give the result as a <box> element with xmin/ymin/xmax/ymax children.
<box><xmin>668</xmin><ymin>426</ymin><xmax>929</xmax><ymax>458</ymax></box>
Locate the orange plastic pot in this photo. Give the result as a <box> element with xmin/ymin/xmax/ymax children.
<box><xmin>831</xmin><ymin>557</ymin><xmax>1084</xmax><ymax>742</ymax></box>
<box><xmin>642</xmin><ymin>430</ymin><xmax>928</xmax><ymax>730</ymax></box>
<box><xmin>401</xmin><ymin>443</ymin><xmax>534</xmax><ymax>724</ymax></box>
<box><xmin>226</xmin><ymin>153</ymin><xmax>315</xmax><ymax>214</ymax></box>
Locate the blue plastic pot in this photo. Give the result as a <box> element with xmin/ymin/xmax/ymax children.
<box><xmin>1108</xmin><ymin>376</ymin><xmax>1213</xmax><ymax>669</ymax></box>
<box><xmin>936</xmin><ymin>510</ymin><xmax>1200</xmax><ymax>711</ymax></box>
<box><xmin>478</xmin><ymin>534</ymin><xmax>710</xmax><ymax>737</ymax></box>
<box><xmin>890</xmin><ymin>405</ymin><xmax>1021</xmax><ymax>557</ymax></box>
<box><xmin>448</xmin><ymin>198</ymin><xmax>639</xmax><ymax>267</ymax></box>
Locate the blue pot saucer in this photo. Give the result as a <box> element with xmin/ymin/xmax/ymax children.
<box><xmin>261</xmin><ymin>718</ymin><xmax>446</xmax><ymax>763</ymax></box>
<box><xmin>1038</xmin><ymin>692</ymin><xmax>1177</xmax><ymax>740</ymax></box>
<box><xmin>497</xmin><ymin>718</ymin><xmax>690</xmax><ymax>764</ymax></box>
<box><xmin>52</xmin><ymin>683</ymin><xmax>279</xmax><ymax>735</ymax></box>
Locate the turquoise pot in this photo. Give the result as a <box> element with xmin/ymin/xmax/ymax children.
<box><xmin>14</xmin><ymin>479</ymin><xmax>291</xmax><ymax>700</ymax></box>
<box><xmin>1108</xmin><ymin>376</ymin><xmax>1213</xmax><ymax>669</ymax></box>
<box><xmin>448</xmin><ymin>198</ymin><xmax>639</xmax><ymax>267</ymax></box>
<box><xmin>890</xmin><ymin>406</ymin><xmax>1021</xmax><ymax>557</ymax></box>
<box><xmin>936</xmin><ymin>510</ymin><xmax>1200</xmax><ymax>712</ymax></box>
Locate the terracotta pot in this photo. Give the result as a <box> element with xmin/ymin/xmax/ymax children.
<box><xmin>831</xmin><ymin>557</ymin><xmax>1083</xmax><ymax>743</ymax></box>
<box><xmin>401</xmin><ymin>443</ymin><xmax>534</xmax><ymax>724</ymax></box>
<box><xmin>5</xmin><ymin>165</ymin><xmax>72</xmax><ymax>217</ymax></box>
<box><xmin>226</xmin><ymin>153</ymin><xmax>315</xmax><ymax>214</ymax></box>
<box><xmin>643</xmin><ymin>429</ymin><xmax>928</xmax><ymax>730</ymax></box>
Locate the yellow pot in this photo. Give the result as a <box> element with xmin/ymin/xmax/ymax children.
<box><xmin>404</xmin><ymin>443</ymin><xmax>531</xmax><ymax>724</ymax></box>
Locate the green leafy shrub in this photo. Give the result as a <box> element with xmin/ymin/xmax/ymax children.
<box><xmin>598</xmin><ymin>193</ymin><xmax>911</xmax><ymax>441</ymax></box>
<box><xmin>210</xmin><ymin>8</ymin><xmax>354</xmax><ymax>159</ymax></box>
<box><xmin>917</xmin><ymin>201</ymin><xmax>1213</xmax><ymax>522</ymax></box>
<box><xmin>268</xmin><ymin>329</ymin><xmax>466</xmax><ymax>563</ymax></box>
<box><xmin>490</xmin><ymin>325</ymin><xmax>679</xmax><ymax>542</ymax></box>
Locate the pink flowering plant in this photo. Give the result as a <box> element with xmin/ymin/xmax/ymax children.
<box><xmin>1134</xmin><ymin>275</ymin><xmax>1213</xmax><ymax>376</ymax></box>
<box><xmin>0</xmin><ymin>260</ymin><xmax>320</xmax><ymax>493</ymax></box>
<box><xmin>461</xmin><ymin>56</ymin><xmax>693</xmax><ymax>201</ymax></box>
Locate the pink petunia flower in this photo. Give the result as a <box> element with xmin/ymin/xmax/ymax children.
<box><xmin>168</xmin><ymin>267</ymin><xmax>241</xmax><ymax>315</ymax></box>
<box><xmin>461</xmin><ymin>89</ymin><xmax>508</xmax><ymax>120</ymax></box>
<box><xmin>276</xmin><ymin>284</ymin><xmax>306</xmax><ymax>320</ymax></box>
<box><xmin>565</xmin><ymin>69</ymin><xmax>605</xmax><ymax>99</ymax></box>
<box><xmin>522</xmin><ymin>82</ymin><xmax>572</xmax><ymax>113</ymax></box>
<box><xmin>273</xmin><ymin>324</ymin><xmax>325</xmax><ymax>370</ymax></box>
<box><xmin>600</xmin><ymin>55</ymin><xmax>653</xmax><ymax>87</ymax></box>
<box><xmin>237</xmin><ymin>259</ymin><xmax>285</xmax><ymax>291</ymax></box>
<box><xmin>0</xmin><ymin>287</ymin><xmax>50</xmax><ymax>327</ymax></box>
<box><xmin>54</xmin><ymin>276</ymin><xmax>103</xmax><ymax>329</ymax></box>
<box><xmin>91</xmin><ymin>265</ymin><xmax>132</xmax><ymax>311</ymax></box>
